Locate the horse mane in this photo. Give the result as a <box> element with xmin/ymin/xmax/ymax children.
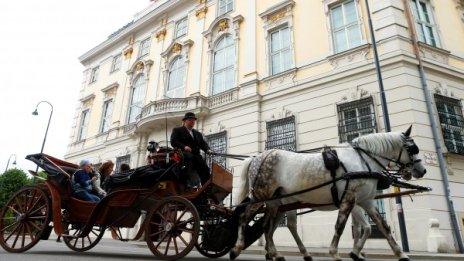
<box><xmin>352</xmin><ymin>132</ymin><xmax>403</xmax><ymax>156</ymax></box>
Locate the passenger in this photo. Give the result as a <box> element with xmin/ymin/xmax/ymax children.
<box><xmin>119</xmin><ymin>163</ymin><xmax>130</xmax><ymax>172</ymax></box>
<box><xmin>170</xmin><ymin>112</ymin><xmax>213</xmax><ymax>189</ymax></box>
<box><xmin>92</xmin><ymin>160</ymin><xmax>114</xmax><ymax>198</ymax></box>
<box><xmin>72</xmin><ymin>160</ymin><xmax>100</xmax><ymax>202</ymax></box>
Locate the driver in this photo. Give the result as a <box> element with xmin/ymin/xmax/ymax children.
<box><xmin>170</xmin><ymin>112</ymin><xmax>213</xmax><ymax>190</ymax></box>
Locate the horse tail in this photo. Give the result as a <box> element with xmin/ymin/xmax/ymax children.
<box><xmin>234</xmin><ymin>157</ymin><xmax>252</xmax><ymax>205</ymax></box>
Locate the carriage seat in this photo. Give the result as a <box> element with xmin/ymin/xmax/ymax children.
<box><xmin>105</xmin><ymin>164</ymin><xmax>173</xmax><ymax>191</ymax></box>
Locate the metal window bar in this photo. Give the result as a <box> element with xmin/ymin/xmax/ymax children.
<box><xmin>265</xmin><ymin>116</ymin><xmax>297</xmax><ymax>152</ymax></box>
<box><xmin>337</xmin><ymin>97</ymin><xmax>377</xmax><ymax>143</ymax></box>
<box><xmin>435</xmin><ymin>94</ymin><xmax>464</xmax><ymax>154</ymax></box>
<box><xmin>205</xmin><ymin>131</ymin><xmax>227</xmax><ymax>168</ymax></box>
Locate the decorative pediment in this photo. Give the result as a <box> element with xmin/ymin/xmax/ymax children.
<box><xmin>80</xmin><ymin>94</ymin><xmax>96</xmax><ymax>107</ymax></box>
<box><xmin>101</xmin><ymin>82</ymin><xmax>119</xmax><ymax>97</ymax></box>
<box><xmin>203</xmin><ymin>15</ymin><xmax>243</xmax><ymax>49</ymax></box>
<box><xmin>259</xmin><ymin>0</ymin><xmax>295</xmax><ymax>25</ymax></box>
<box><xmin>340</xmin><ymin>87</ymin><xmax>370</xmax><ymax>102</ymax></box>
<box><xmin>161</xmin><ymin>39</ymin><xmax>194</xmax><ymax>63</ymax></box>
<box><xmin>435</xmin><ymin>83</ymin><xmax>456</xmax><ymax>98</ymax></box>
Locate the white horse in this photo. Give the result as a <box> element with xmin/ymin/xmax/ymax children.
<box><xmin>230</xmin><ymin>127</ymin><xmax>426</xmax><ymax>261</ymax></box>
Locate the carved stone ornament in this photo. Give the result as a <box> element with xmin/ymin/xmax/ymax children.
<box><xmin>269</xmin><ymin>10</ymin><xmax>286</xmax><ymax>23</ymax></box>
<box><xmin>196</xmin><ymin>7</ymin><xmax>208</xmax><ymax>18</ymax></box>
<box><xmin>218</xmin><ymin>19</ymin><xmax>229</xmax><ymax>31</ymax></box>
<box><xmin>172</xmin><ymin>43</ymin><xmax>182</xmax><ymax>53</ymax></box>
<box><xmin>123</xmin><ymin>47</ymin><xmax>133</xmax><ymax>59</ymax></box>
<box><xmin>156</xmin><ymin>29</ymin><xmax>167</xmax><ymax>41</ymax></box>
<box><xmin>135</xmin><ymin>61</ymin><xmax>144</xmax><ymax>72</ymax></box>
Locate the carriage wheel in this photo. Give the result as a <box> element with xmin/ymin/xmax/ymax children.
<box><xmin>0</xmin><ymin>186</ymin><xmax>51</xmax><ymax>253</ymax></box>
<box><xmin>195</xmin><ymin>217</ymin><xmax>234</xmax><ymax>258</ymax></box>
<box><xmin>62</xmin><ymin>223</ymin><xmax>105</xmax><ymax>252</ymax></box>
<box><xmin>145</xmin><ymin>196</ymin><xmax>200</xmax><ymax>260</ymax></box>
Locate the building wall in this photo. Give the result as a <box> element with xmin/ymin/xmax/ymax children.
<box><xmin>64</xmin><ymin>0</ymin><xmax>464</xmax><ymax>252</ymax></box>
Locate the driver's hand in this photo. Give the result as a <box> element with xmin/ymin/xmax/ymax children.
<box><xmin>184</xmin><ymin>146</ymin><xmax>192</xmax><ymax>152</ymax></box>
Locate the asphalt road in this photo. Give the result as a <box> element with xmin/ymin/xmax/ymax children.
<box><xmin>0</xmin><ymin>238</ymin><xmax>459</xmax><ymax>261</ymax></box>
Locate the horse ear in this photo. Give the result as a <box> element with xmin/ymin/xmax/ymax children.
<box><xmin>403</xmin><ymin>125</ymin><xmax>412</xmax><ymax>137</ymax></box>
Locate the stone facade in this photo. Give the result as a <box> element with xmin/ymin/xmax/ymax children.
<box><xmin>65</xmin><ymin>0</ymin><xmax>464</xmax><ymax>252</ymax></box>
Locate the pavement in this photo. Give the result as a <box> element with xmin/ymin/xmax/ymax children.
<box><xmin>240</xmin><ymin>245</ymin><xmax>464</xmax><ymax>260</ymax></box>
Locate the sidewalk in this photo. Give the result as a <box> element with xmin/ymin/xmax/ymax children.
<box><xmin>241</xmin><ymin>245</ymin><xmax>464</xmax><ymax>260</ymax></box>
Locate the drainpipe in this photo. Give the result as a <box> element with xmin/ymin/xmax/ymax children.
<box><xmin>403</xmin><ymin>0</ymin><xmax>464</xmax><ymax>253</ymax></box>
<box><xmin>365</xmin><ymin>0</ymin><xmax>410</xmax><ymax>251</ymax></box>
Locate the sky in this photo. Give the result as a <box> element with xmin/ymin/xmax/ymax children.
<box><xmin>0</xmin><ymin>0</ymin><xmax>152</xmax><ymax>174</ymax></box>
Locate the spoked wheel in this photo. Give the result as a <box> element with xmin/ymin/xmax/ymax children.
<box><xmin>62</xmin><ymin>223</ymin><xmax>105</xmax><ymax>252</ymax></box>
<box><xmin>145</xmin><ymin>196</ymin><xmax>200</xmax><ymax>260</ymax></box>
<box><xmin>0</xmin><ymin>186</ymin><xmax>51</xmax><ymax>253</ymax></box>
<box><xmin>195</xmin><ymin>217</ymin><xmax>234</xmax><ymax>258</ymax></box>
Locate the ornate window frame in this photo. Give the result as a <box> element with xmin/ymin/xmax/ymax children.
<box><xmin>203</xmin><ymin>15</ymin><xmax>243</xmax><ymax>96</ymax></box>
<box><xmin>160</xmin><ymin>40</ymin><xmax>193</xmax><ymax>98</ymax></box>
<box><xmin>323</xmin><ymin>0</ymin><xmax>366</xmax><ymax>55</ymax></box>
<box><xmin>410</xmin><ymin>0</ymin><xmax>441</xmax><ymax>48</ymax></box>
<box><xmin>259</xmin><ymin>0</ymin><xmax>296</xmax><ymax>78</ymax></box>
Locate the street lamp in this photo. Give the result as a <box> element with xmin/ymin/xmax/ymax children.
<box><xmin>32</xmin><ymin>101</ymin><xmax>54</xmax><ymax>173</ymax></box>
<box><xmin>4</xmin><ymin>154</ymin><xmax>17</xmax><ymax>173</ymax></box>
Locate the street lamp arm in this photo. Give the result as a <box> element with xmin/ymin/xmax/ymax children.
<box><xmin>4</xmin><ymin>154</ymin><xmax>17</xmax><ymax>173</ymax></box>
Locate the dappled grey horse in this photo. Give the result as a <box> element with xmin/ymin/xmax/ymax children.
<box><xmin>231</xmin><ymin>127</ymin><xmax>426</xmax><ymax>261</ymax></box>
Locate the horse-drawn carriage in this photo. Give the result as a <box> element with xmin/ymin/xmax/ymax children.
<box><xmin>0</xmin><ymin>147</ymin><xmax>263</xmax><ymax>260</ymax></box>
<box><xmin>0</xmin><ymin>127</ymin><xmax>430</xmax><ymax>261</ymax></box>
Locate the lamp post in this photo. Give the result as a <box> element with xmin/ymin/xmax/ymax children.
<box><xmin>4</xmin><ymin>154</ymin><xmax>17</xmax><ymax>173</ymax></box>
<box><xmin>32</xmin><ymin>101</ymin><xmax>54</xmax><ymax>173</ymax></box>
<box><xmin>364</xmin><ymin>0</ymin><xmax>409</xmax><ymax>251</ymax></box>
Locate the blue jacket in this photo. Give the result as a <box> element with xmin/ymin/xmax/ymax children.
<box><xmin>72</xmin><ymin>169</ymin><xmax>92</xmax><ymax>193</ymax></box>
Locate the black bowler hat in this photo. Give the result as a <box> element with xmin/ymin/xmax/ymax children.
<box><xmin>182</xmin><ymin>112</ymin><xmax>197</xmax><ymax>121</ymax></box>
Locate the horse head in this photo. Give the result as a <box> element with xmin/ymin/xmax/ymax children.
<box><xmin>399</xmin><ymin>125</ymin><xmax>427</xmax><ymax>180</ymax></box>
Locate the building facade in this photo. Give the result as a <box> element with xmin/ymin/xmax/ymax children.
<box><xmin>64</xmin><ymin>0</ymin><xmax>464</xmax><ymax>252</ymax></box>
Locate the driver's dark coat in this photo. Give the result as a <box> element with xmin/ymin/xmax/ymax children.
<box><xmin>170</xmin><ymin>126</ymin><xmax>210</xmax><ymax>154</ymax></box>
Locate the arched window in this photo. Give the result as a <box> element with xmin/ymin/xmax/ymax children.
<box><xmin>128</xmin><ymin>74</ymin><xmax>146</xmax><ymax>123</ymax></box>
<box><xmin>212</xmin><ymin>35</ymin><xmax>235</xmax><ymax>95</ymax></box>
<box><xmin>166</xmin><ymin>57</ymin><xmax>185</xmax><ymax>98</ymax></box>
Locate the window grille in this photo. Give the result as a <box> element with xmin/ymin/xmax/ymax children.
<box><xmin>265</xmin><ymin>116</ymin><xmax>296</xmax><ymax>151</ymax></box>
<box><xmin>338</xmin><ymin>97</ymin><xmax>376</xmax><ymax>143</ymax></box>
<box><xmin>206</xmin><ymin>131</ymin><xmax>227</xmax><ymax>168</ymax></box>
<box><xmin>115</xmin><ymin>155</ymin><xmax>130</xmax><ymax>174</ymax></box>
<box><xmin>435</xmin><ymin>94</ymin><xmax>464</xmax><ymax>154</ymax></box>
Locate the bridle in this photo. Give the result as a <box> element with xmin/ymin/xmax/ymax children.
<box><xmin>353</xmin><ymin>136</ymin><xmax>421</xmax><ymax>176</ymax></box>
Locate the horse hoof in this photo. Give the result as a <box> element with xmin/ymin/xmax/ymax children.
<box><xmin>230</xmin><ymin>251</ymin><xmax>237</xmax><ymax>260</ymax></box>
<box><xmin>276</xmin><ymin>257</ymin><xmax>286</xmax><ymax>261</ymax></box>
<box><xmin>399</xmin><ymin>258</ymin><xmax>410</xmax><ymax>261</ymax></box>
<box><xmin>265</xmin><ymin>253</ymin><xmax>272</xmax><ymax>260</ymax></box>
<box><xmin>349</xmin><ymin>252</ymin><xmax>365</xmax><ymax>261</ymax></box>
<box><xmin>303</xmin><ymin>256</ymin><xmax>313</xmax><ymax>261</ymax></box>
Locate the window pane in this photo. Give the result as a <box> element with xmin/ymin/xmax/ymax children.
<box><xmin>334</xmin><ymin>30</ymin><xmax>347</xmax><ymax>52</ymax></box>
<box><xmin>338</xmin><ymin>97</ymin><xmax>377</xmax><ymax>143</ymax></box>
<box><xmin>331</xmin><ymin>6</ymin><xmax>343</xmax><ymax>29</ymax></box>
<box><xmin>271</xmin><ymin>31</ymin><xmax>280</xmax><ymax>52</ymax></box>
<box><xmin>347</xmin><ymin>25</ymin><xmax>361</xmax><ymax>47</ymax></box>
<box><xmin>344</xmin><ymin>0</ymin><xmax>357</xmax><ymax>24</ymax></box>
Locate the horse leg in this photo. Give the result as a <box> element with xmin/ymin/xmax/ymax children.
<box><xmin>364</xmin><ymin>204</ymin><xmax>409</xmax><ymax>261</ymax></box>
<box><xmin>349</xmin><ymin>205</ymin><xmax>370</xmax><ymax>261</ymax></box>
<box><xmin>263</xmin><ymin>206</ymin><xmax>286</xmax><ymax>261</ymax></box>
<box><xmin>287</xmin><ymin>210</ymin><xmax>313</xmax><ymax>261</ymax></box>
<box><xmin>230</xmin><ymin>203</ymin><xmax>262</xmax><ymax>260</ymax></box>
<box><xmin>329</xmin><ymin>194</ymin><xmax>355</xmax><ymax>261</ymax></box>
